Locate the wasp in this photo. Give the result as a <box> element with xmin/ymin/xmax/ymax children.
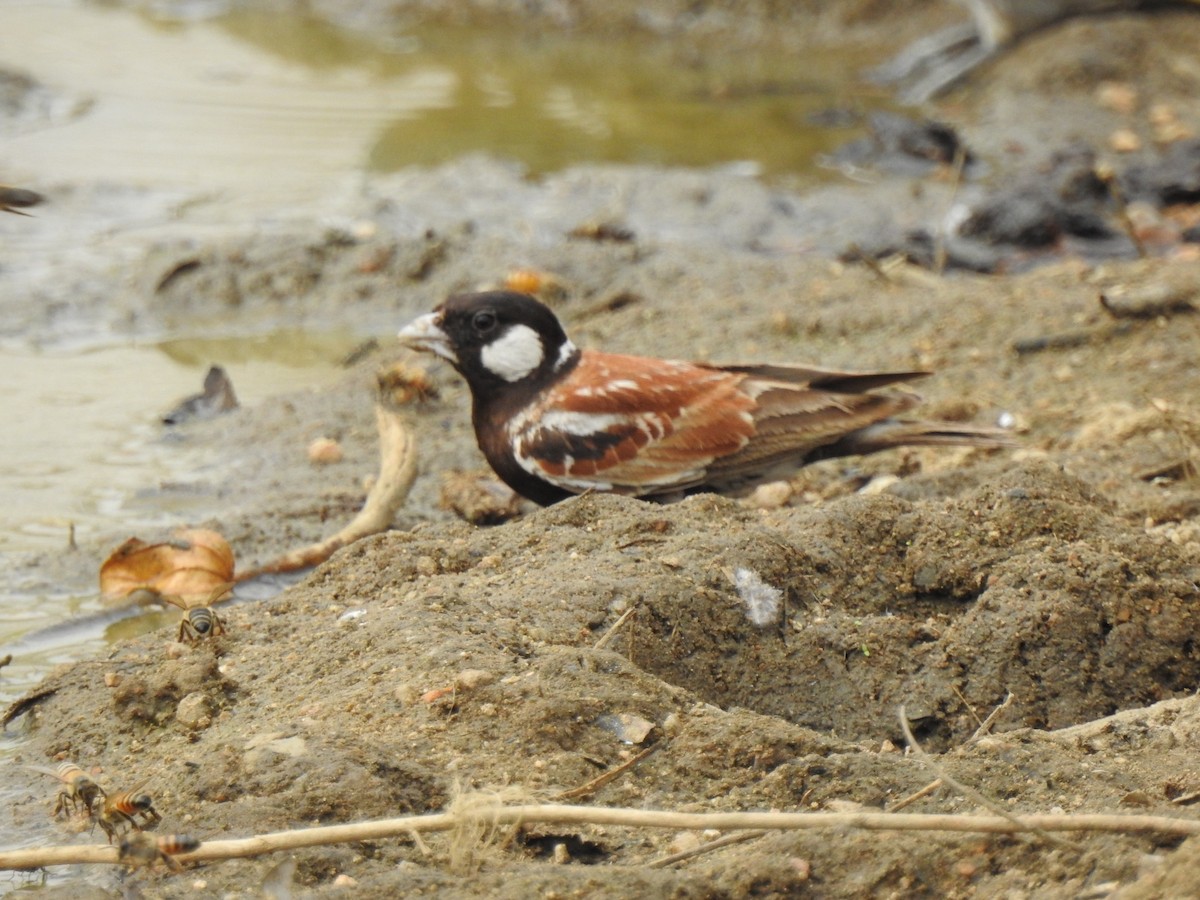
<box><xmin>163</xmin><ymin>582</ymin><xmax>231</xmax><ymax>643</ymax></box>
<box><xmin>118</xmin><ymin>833</ymin><xmax>199</xmax><ymax>872</ymax></box>
<box><xmin>95</xmin><ymin>787</ymin><xmax>162</xmax><ymax>843</ymax></box>
<box><xmin>29</xmin><ymin>761</ymin><xmax>107</xmax><ymax>818</ymax></box>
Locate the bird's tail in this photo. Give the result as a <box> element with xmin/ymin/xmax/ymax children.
<box><xmin>810</xmin><ymin>419</ymin><xmax>1016</xmax><ymax>461</ymax></box>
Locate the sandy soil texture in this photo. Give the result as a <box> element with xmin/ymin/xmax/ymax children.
<box><xmin>5</xmin><ymin>1</ymin><xmax>1200</xmax><ymax>897</ymax></box>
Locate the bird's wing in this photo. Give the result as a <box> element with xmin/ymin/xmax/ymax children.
<box><xmin>508</xmin><ymin>352</ymin><xmax>756</xmax><ymax>494</ymax></box>
<box><xmin>704</xmin><ymin>366</ymin><xmax>924</xmax><ymax>484</ymax></box>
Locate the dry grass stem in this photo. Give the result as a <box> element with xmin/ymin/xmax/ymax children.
<box><xmin>888</xmin><ymin>778</ymin><xmax>944</xmax><ymax>813</ymax></box>
<box><xmin>593</xmin><ymin>607</ymin><xmax>638</xmax><ymax>651</ymax></box>
<box><xmin>5</xmin><ymin>803</ymin><xmax>1200</xmax><ymax>872</ymax></box>
<box><xmin>647</xmin><ymin>830</ymin><xmax>764</xmax><ymax>868</ymax></box>
<box><xmin>968</xmin><ymin>691</ymin><xmax>1015</xmax><ymax>742</ymax></box>
<box><xmin>553</xmin><ymin>742</ymin><xmax>663</xmax><ymax>801</ymax></box>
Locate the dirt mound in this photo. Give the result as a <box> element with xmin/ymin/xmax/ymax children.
<box><xmin>13</xmin><ymin>466</ymin><xmax>1200</xmax><ymax>896</ymax></box>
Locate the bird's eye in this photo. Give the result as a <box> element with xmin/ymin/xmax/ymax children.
<box><xmin>472</xmin><ymin>310</ymin><xmax>497</xmax><ymax>333</ymax></box>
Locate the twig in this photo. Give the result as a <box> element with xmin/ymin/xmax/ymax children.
<box><xmin>967</xmin><ymin>692</ymin><xmax>1014</xmax><ymax>743</ymax></box>
<box><xmin>647</xmin><ymin>830</ymin><xmax>764</xmax><ymax>868</ymax></box>
<box><xmin>236</xmin><ymin>367</ymin><xmax>423</xmax><ymax>580</ymax></box>
<box><xmin>593</xmin><ymin>608</ymin><xmax>637</xmax><ymax>651</ymax></box>
<box><xmin>898</xmin><ymin>706</ymin><xmax>1081</xmax><ymax>850</ymax></box>
<box><xmin>892</xmin><ymin>692</ymin><xmax>1012</xmax><ymax>812</ymax></box>
<box><xmin>553</xmin><ymin>742</ymin><xmax>662</xmax><ymax>802</ymax></box>
<box><xmin>4</xmin><ymin>803</ymin><xmax>1200</xmax><ymax>871</ymax></box>
<box><xmin>1011</xmin><ymin>331</ymin><xmax>1093</xmax><ymax>355</ymax></box>
<box><xmin>888</xmin><ymin>779</ymin><xmax>943</xmax><ymax>813</ymax></box>
<box><xmin>951</xmin><ymin>685</ymin><xmax>984</xmax><ymax>730</ymax></box>
<box><xmin>2</xmin><ymin>688</ymin><xmax>58</xmax><ymax>728</ymax></box>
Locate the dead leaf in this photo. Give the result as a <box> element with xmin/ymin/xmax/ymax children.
<box><xmin>100</xmin><ymin>528</ymin><xmax>235</xmax><ymax>603</ymax></box>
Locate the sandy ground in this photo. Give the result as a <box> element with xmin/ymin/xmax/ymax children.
<box><xmin>5</xmin><ymin>1</ymin><xmax>1200</xmax><ymax>897</ymax></box>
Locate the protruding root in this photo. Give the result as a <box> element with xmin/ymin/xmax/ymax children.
<box><xmin>236</xmin><ymin>363</ymin><xmax>428</xmax><ymax>580</ymax></box>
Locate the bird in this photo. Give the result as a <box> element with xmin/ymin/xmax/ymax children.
<box><xmin>398</xmin><ymin>291</ymin><xmax>1011</xmax><ymax>506</ymax></box>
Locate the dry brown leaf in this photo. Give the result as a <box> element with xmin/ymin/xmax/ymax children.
<box><xmin>99</xmin><ymin>528</ymin><xmax>235</xmax><ymax>603</ymax></box>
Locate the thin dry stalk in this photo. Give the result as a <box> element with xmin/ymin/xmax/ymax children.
<box><xmin>593</xmin><ymin>607</ymin><xmax>637</xmax><ymax>651</ymax></box>
<box><xmin>4</xmin><ymin>804</ymin><xmax>1200</xmax><ymax>872</ymax></box>
<box><xmin>553</xmin><ymin>742</ymin><xmax>663</xmax><ymax>802</ymax></box>
<box><xmin>951</xmin><ymin>684</ymin><xmax>984</xmax><ymax>730</ymax></box>
<box><xmin>647</xmin><ymin>830</ymin><xmax>764</xmax><ymax>868</ymax></box>
<box><xmin>888</xmin><ymin>778</ymin><xmax>944</xmax><ymax>813</ymax></box>
<box><xmin>894</xmin><ymin>692</ymin><xmax>1013</xmax><ymax>812</ymax></box>
<box><xmin>968</xmin><ymin>692</ymin><xmax>1015</xmax><ymax>743</ymax></box>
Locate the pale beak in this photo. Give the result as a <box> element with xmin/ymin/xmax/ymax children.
<box><xmin>398</xmin><ymin>312</ymin><xmax>456</xmax><ymax>363</ymax></box>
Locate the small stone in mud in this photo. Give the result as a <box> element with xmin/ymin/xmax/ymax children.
<box><xmin>440</xmin><ymin>470</ymin><xmax>525</xmax><ymax>525</ymax></box>
<box><xmin>1095</xmin><ymin>81</ymin><xmax>1138</xmax><ymax>115</ymax></box>
<box><xmin>307</xmin><ymin>437</ymin><xmax>344</xmax><ymax>465</ymax></box>
<box><xmin>667</xmin><ymin>831</ymin><xmax>701</xmax><ymax>855</ymax></box>
<box><xmin>175</xmin><ymin>691</ymin><xmax>213</xmax><ymax>730</ymax></box>
<box><xmin>394</xmin><ymin>683</ymin><xmax>421</xmax><ymax>706</ymax></box>
<box><xmin>454</xmin><ymin>669</ymin><xmax>496</xmax><ymax>690</ymax></box>
<box><xmin>742</xmin><ymin>480</ymin><xmax>793</xmax><ymax>509</ymax></box>
<box><xmin>1110</xmin><ymin>129</ymin><xmax>1142</xmax><ymax>153</ymax></box>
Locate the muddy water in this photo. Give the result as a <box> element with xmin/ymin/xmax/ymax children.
<box><xmin>0</xmin><ymin>336</ymin><xmax>349</xmax><ymax>691</ymax></box>
<box><xmin>4</xmin><ymin>4</ymin><xmax>870</xmax><ymax>206</ymax></box>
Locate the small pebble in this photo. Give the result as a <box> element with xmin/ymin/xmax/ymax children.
<box><xmin>1108</xmin><ymin>128</ymin><xmax>1141</xmax><ymax>153</ymax></box>
<box><xmin>1095</xmin><ymin>81</ymin><xmax>1137</xmax><ymax>114</ymax></box>
<box><xmin>307</xmin><ymin>437</ymin><xmax>344</xmax><ymax>464</ymax></box>
<box><xmin>455</xmin><ymin>669</ymin><xmax>496</xmax><ymax>690</ymax></box>
<box><xmin>742</xmin><ymin>480</ymin><xmax>793</xmax><ymax>509</ymax></box>
<box><xmin>667</xmin><ymin>831</ymin><xmax>701</xmax><ymax>855</ymax></box>
<box><xmin>175</xmin><ymin>692</ymin><xmax>213</xmax><ymax>731</ymax></box>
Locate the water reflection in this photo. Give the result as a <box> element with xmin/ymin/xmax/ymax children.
<box><xmin>4</xmin><ymin>4</ymin><xmax>875</xmax><ymax>204</ymax></box>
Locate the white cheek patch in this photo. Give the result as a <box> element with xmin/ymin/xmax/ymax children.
<box><xmin>480</xmin><ymin>324</ymin><xmax>545</xmax><ymax>382</ymax></box>
<box><xmin>555</xmin><ymin>339</ymin><xmax>578</xmax><ymax>371</ymax></box>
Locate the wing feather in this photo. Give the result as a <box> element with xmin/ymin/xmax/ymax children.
<box><xmin>511</xmin><ymin>352</ymin><xmax>755</xmax><ymax>492</ymax></box>
<box><xmin>509</xmin><ymin>353</ymin><xmax>943</xmax><ymax>496</ymax></box>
